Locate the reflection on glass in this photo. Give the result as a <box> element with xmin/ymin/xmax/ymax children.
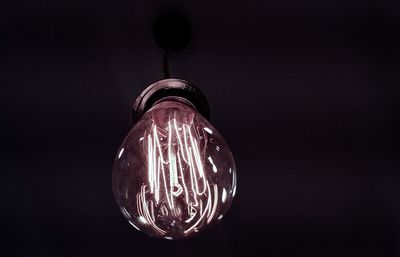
<box><xmin>113</xmin><ymin>100</ymin><xmax>236</xmax><ymax>239</ymax></box>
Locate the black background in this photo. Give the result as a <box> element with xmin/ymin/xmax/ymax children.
<box><xmin>1</xmin><ymin>0</ymin><xmax>400</xmax><ymax>256</ymax></box>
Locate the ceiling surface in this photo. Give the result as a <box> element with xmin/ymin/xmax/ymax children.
<box><xmin>1</xmin><ymin>0</ymin><xmax>400</xmax><ymax>256</ymax></box>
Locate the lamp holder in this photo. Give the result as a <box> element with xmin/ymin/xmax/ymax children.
<box><xmin>132</xmin><ymin>79</ymin><xmax>210</xmax><ymax>123</ymax></box>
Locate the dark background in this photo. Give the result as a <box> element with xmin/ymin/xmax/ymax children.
<box><xmin>1</xmin><ymin>0</ymin><xmax>400</xmax><ymax>256</ymax></box>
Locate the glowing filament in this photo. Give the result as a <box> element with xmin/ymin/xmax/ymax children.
<box><xmin>136</xmin><ymin>117</ymin><xmax>220</xmax><ymax>235</ymax></box>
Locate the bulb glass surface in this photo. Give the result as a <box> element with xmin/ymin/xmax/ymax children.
<box><xmin>112</xmin><ymin>99</ymin><xmax>236</xmax><ymax>239</ymax></box>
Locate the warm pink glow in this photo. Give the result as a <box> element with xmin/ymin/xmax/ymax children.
<box><xmin>113</xmin><ymin>100</ymin><xmax>236</xmax><ymax>239</ymax></box>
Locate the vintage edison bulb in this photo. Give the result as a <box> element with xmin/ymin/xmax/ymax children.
<box><xmin>112</xmin><ymin>96</ymin><xmax>237</xmax><ymax>239</ymax></box>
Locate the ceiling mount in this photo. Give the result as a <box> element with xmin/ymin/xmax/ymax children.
<box><xmin>153</xmin><ymin>11</ymin><xmax>192</xmax><ymax>53</ymax></box>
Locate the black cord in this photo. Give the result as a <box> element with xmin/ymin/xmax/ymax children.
<box><xmin>163</xmin><ymin>51</ymin><xmax>170</xmax><ymax>79</ymax></box>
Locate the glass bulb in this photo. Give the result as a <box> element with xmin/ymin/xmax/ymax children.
<box><xmin>112</xmin><ymin>99</ymin><xmax>237</xmax><ymax>239</ymax></box>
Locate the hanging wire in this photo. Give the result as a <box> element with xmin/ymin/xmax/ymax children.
<box><xmin>163</xmin><ymin>51</ymin><xmax>170</xmax><ymax>79</ymax></box>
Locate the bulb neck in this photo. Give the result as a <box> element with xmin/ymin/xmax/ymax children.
<box><xmin>132</xmin><ymin>79</ymin><xmax>210</xmax><ymax>123</ymax></box>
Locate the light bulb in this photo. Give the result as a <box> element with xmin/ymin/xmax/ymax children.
<box><xmin>112</xmin><ymin>79</ymin><xmax>237</xmax><ymax>240</ymax></box>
